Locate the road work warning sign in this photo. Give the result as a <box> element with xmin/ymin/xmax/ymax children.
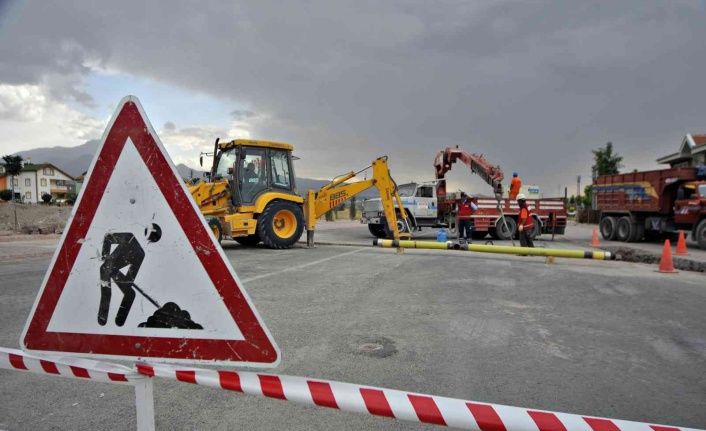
<box><xmin>21</xmin><ymin>96</ymin><xmax>280</xmax><ymax>367</ymax></box>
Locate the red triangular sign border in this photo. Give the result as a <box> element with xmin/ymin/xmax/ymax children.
<box><xmin>21</xmin><ymin>96</ymin><xmax>280</xmax><ymax>367</ymax></box>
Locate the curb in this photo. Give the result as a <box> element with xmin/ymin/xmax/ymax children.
<box><xmin>0</xmin><ymin>233</ymin><xmax>62</xmax><ymax>243</ymax></box>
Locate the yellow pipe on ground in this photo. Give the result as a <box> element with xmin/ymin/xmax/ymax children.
<box><xmin>372</xmin><ymin>240</ymin><xmax>454</xmax><ymax>250</ymax></box>
<box><xmin>373</xmin><ymin>239</ymin><xmax>616</xmax><ymax>260</ymax></box>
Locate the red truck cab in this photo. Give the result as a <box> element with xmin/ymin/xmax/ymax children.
<box><xmin>674</xmin><ymin>181</ymin><xmax>706</xmax><ymax>228</ymax></box>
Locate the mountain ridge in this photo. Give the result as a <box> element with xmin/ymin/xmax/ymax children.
<box><xmin>14</xmin><ymin>141</ymin><xmax>379</xmax><ymax>198</ymax></box>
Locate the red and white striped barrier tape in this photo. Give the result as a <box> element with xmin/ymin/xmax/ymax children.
<box><xmin>0</xmin><ymin>347</ymin><xmax>143</xmax><ymax>386</ymax></box>
<box><xmin>136</xmin><ymin>362</ymin><xmax>702</xmax><ymax>431</ymax></box>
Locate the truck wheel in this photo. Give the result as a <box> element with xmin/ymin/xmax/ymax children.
<box><xmin>495</xmin><ymin>217</ymin><xmax>516</xmax><ymax>241</ymax></box>
<box><xmin>628</xmin><ymin>223</ymin><xmax>644</xmax><ymax>243</ymax></box>
<box><xmin>599</xmin><ymin>216</ymin><xmax>618</xmax><ymax>241</ymax></box>
<box><xmin>616</xmin><ymin>216</ymin><xmax>632</xmax><ymax>242</ymax></box>
<box><xmin>207</xmin><ymin>217</ymin><xmax>223</xmax><ymax>244</ymax></box>
<box><xmin>258</xmin><ymin>200</ymin><xmax>305</xmax><ymax>249</ymax></box>
<box><xmin>528</xmin><ymin>216</ymin><xmax>542</xmax><ymax>240</ymax></box>
<box><xmin>234</xmin><ymin>234</ymin><xmax>261</xmax><ymax>246</ymax></box>
<box><xmin>383</xmin><ymin>213</ymin><xmax>411</xmax><ymax>238</ymax></box>
<box><xmin>368</xmin><ymin>223</ymin><xmax>387</xmax><ymax>238</ymax></box>
<box><xmin>695</xmin><ymin>219</ymin><xmax>706</xmax><ymax>250</ymax></box>
<box><xmin>396</xmin><ymin>214</ymin><xmax>411</xmax><ymax>234</ymax></box>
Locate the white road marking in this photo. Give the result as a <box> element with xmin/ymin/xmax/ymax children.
<box><xmin>241</xmin><ymin>248</ymin><xmax>366</xmax><ymax>283</ymax></box>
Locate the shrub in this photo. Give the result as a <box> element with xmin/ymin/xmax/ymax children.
<box><xmin>66</xmin><ymin>193</ymin><xmax>78</xmax><ymax>205</ymax></box>
<box><xmin>0</xmin><ymin>189</ymin><xmax>12</xmax><ymax>201</ymax></box>
<box><xmin>41</xmin><ymin>193</ymin><xmax>52</xmax><ymax>203</ymax></box>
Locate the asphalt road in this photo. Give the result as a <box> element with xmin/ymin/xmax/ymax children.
<box><xmin>1</xmin><ymin>225</ymin><xmax>705</xmax><ymax>430</ymax></box>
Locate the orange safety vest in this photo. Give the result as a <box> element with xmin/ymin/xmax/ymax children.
<box><xmin>519</xmin><ymin>206</ymin><xmax>534</xmax><ymax>229</ymax></box>
<box><xmin>457</xmin><ymin>200</ymin><xmax>475</xmax><ymax>220</ymax></box>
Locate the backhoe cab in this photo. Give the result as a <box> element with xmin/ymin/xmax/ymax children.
<box><xmin>189</xmin><ymin>139</ymin><xmax>303</xmax><ymax>248</ymax></box>
<box><xmin>188</xmin><ymin>138</ymin><xmax>411</xmax><ymax>249</ymax></box>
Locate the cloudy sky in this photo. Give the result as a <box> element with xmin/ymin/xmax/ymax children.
<box><xmin>1</xmin><ymin>0</ymin><xmax>704</xmax><ymax>197</ymax></box>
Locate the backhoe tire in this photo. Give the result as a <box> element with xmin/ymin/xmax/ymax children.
<box><xmin>207</xmin><ymin>217</ymin><xmax>223</xmax><ymax>244</ymax></box>
<box><xmin>235</xmin><ymin>234</ymin><xmax>261</xmax><ymax>246</ymax></box>
<box><xmin>368</xmin><ymin>224</ymin><xmax>387</xmax><ymax>238</ymax></box>
<box><xmin>600</xmin><ymin>216</ymin><xmax>618</xmax><ymax>241</ymax></box>
<box><xmin>616</xmin><ymin>216</ymin><xmax>631</xmax><ymax>242</ymax></box>
<box><xmin>695</xmin><ymin>219</ymin><xmax>706</xmax><ymax>250</ymax></box>
<box><xmin>258</xmin><ymin>200</ymin><xmax>305</xmax><ymax>249</ymax></box>
<box><xmin>495</xmin><ymin>217</ymin><xmax>516</xmax><ymax>241</ymax></box>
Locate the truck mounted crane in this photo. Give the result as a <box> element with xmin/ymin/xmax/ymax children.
<box><xmin>433</xmin><ymin>145</ymin><xmax>505</xmax><ymax>210</ymax></box>
<box><xmin>362</xmin><ymin>146</ymin><xmax>567</xmax><ymax>240</ymax></box>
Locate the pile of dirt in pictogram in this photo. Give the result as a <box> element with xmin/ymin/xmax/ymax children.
<box><xmin>139</xmin><ymin>302</ymin><xmax>203</xmax><ymax>329</ymax></box>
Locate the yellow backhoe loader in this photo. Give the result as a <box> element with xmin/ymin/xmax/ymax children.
<box><xmin>187</xmin><ymin>138</ymin><xmax>411</xmax><ymax>249</ymax></box>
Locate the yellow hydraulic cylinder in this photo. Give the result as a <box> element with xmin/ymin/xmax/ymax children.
<box><xmin>373</xmin><ymin>239</ymin><xmax>616</xmax><ymax>260</ymax></box>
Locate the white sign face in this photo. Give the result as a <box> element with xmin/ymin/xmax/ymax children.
<box><xmin>21</xmin><ymin>96</ymin><xmax>280</xmax><ymax>367</ymax></box>
<box><xmin>46</xmin><ymin>138</ymin><xmax>243</xmax><ymax>341</ymax></box>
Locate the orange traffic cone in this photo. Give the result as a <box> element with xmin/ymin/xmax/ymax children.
<box><xmin>590</xmin><ymin>228</ymin><xmax>600</xmax><ymax>247</ymax></box>
<box><xmin>675</xmin><ymin>230</ymin><xmax>689</xmax><ymax>256</ymax></box>
<box><xmin>655</xmin><ymin>240</ymin><xmax>678</xmax><ymax>273</ymax></box>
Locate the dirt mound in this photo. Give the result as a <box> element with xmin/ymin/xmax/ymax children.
<box><xmin>0</xmin><ymin>203</ymin><xmax>72</xmax><ymax>233</ymax></box>
<box><xmin>605</xmin><ymin>246</ymin><xmax>706</xmax><ymax>273</ymax></box>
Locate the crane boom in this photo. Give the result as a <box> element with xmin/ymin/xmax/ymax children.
<box><xmin>433</xmin><ymin>146</ymin><xmax>505</xmax><ymax>202</ymax></box>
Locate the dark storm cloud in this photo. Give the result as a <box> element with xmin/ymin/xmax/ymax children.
<box><xmin>1</xmin><ymin>0</ymin><xmax>704</xmax><ymax>193</ymax></box>
<box><xmin>230</xmin><ymin>109</ymin><xmax>255</xmax><ymax>121</ymax></box>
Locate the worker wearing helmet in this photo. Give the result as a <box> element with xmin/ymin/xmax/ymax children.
<box><xmin>509</xmin><ymin>172</ymin><xmax>522</xmax><ymax>200</ymax></box>
<box><xmin>456</xmin><ymin>191</ymin><xmax>478</xmax><ymax>244</ymax></box>
<box><xmin>516</xmin><ymin>194</ymin><xmax>535</xmax><ymax>248</ymax></box>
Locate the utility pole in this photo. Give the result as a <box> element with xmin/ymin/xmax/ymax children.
<box><xmin>577</xmin><ymin>175</ymin><xmax>581</xmax><ymax>199</ymax></box>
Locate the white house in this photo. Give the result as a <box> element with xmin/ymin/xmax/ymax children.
<box><xmin>656</xmin><ymin>134</ymin><xmax>706</xmax><ymax>168</ymax></box>
<box><xmin>11</xmin><ymin>162</ymin><xmax>75</xmax><ymax>204</ymax></box>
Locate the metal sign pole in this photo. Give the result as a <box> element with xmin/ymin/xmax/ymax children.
<box><xmin>134</xmin><ymin>378</ymin><xmax>156</xmax><ymax>431</ymax></box>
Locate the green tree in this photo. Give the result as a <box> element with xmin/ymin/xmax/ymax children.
<box><xmin>591</xmin><ymin>142</ymin><xmax>623</xmax><ymax>177</ymax></box>
<box><xmin>2</xmin><ymin>155</ymin><xmax>23</xmax><ymax>197</ymax></box>
<box><xmin>2</xmin><ymin>155</ymin><xmax>23</xmax><ymax>231</ymax></box>
<box><xmin>580</xmin><ymin>185</ymin><xmax>592</xmax><ymax>207</ymax></box>
<box><xmin>349</xmin><ymin>196</ymin><xmax>357</xmax><ymax>220</ymax></box>
<box><xmin>325</xmin><ymin>209</ymin><xmax>334</xmax><ymax>221</ymax></box>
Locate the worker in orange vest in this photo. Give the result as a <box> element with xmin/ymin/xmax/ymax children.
<box><xmin>516</xmin><ymin>193</ymin><xmax>535</xmax><ymax>248</ymax></box>
<box><xmin>509</xmin><ymin>172</ymin><xmax>522</xmax><ymax>200</ymax></box>
<box><xmin>456</xmin><ymin>191</ymin><xmax>478</xmax><ymax>244</ymax></box>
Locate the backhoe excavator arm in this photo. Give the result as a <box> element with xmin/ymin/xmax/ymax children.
<box><xmin>303</xmin><ymin>157</ymin><xmax>411</xmax><ymax>247</ymax></box>
<box><xmin>433</xmin><ymin>146</ymin><xmax>505</xmax><ymax>202</ymax></box>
